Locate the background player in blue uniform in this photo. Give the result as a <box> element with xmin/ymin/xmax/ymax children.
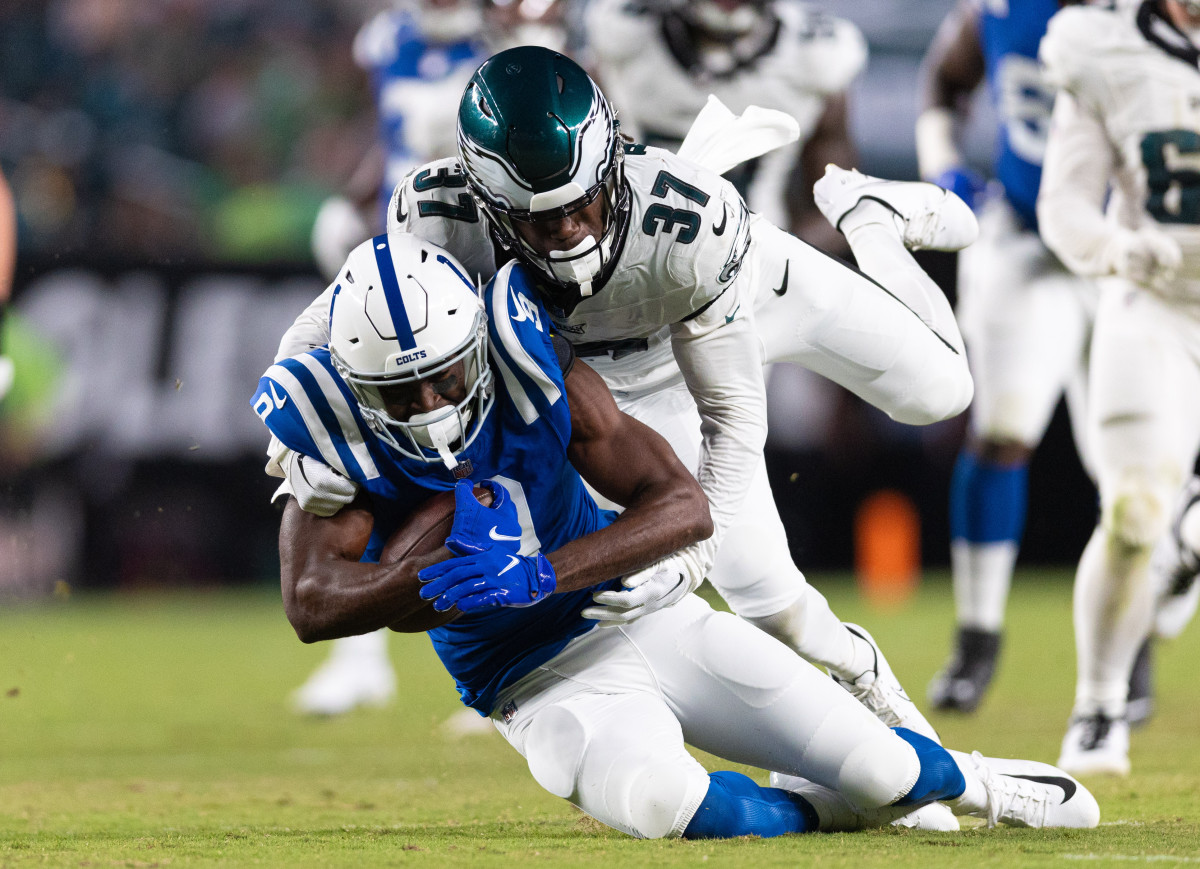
<box><xmin>302</xmin><ymin>0</ymin><xmax>491</xmax><ymax>713</ymax></box>
<box><xmin>253</xmin><ymin>230</ymin><xmax>1099</xmax><ymax>838</ymax></box>
<box><xmin>915</xmin><ymin>0</ymin><xmax>1103</xmax><ymax>716</ymax></box>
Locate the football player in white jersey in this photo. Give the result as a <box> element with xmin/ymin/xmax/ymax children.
<box><xmin>264</xmin><ymin>231</ymin><xmax>1099</xmax><ymax>838</ymax></box>
<box><xmin>914</xmin><ymin>0</ymin><xmax>1101</xmax><ymax>717</ymax></box>
<box><xmin>278</xmin><ymin>47</ymin><xmax>979</xmax><ymax>752</ymax></box>
<box><xmin>585</xmin><ymin>0</ymin><xmax>864</xmax><ymax>248</ymax></box>
<box><xmin>1038</xmin><ymin>0</ymin><xmax>1200</xmax><ymax>775</ymax></box>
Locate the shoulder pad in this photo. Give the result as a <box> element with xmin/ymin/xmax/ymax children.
<box><xmin>1039</xmin><ymin>6</ymin><xmax>1122</xmax><ymax>101</ymax></box>
<box><xmin>484</xmin><ymin>264</ymin><xmax>570</xmax><ymax>429</ymax></box>
<box><xmin>387</xmin><ymin>157</ymin><xmax>498</xmax><ymax>284</ymax></box>
<box><xmin>251</xmin><ymin>351</ymin><xmax>382</xmax><ymax>483</ymax></box>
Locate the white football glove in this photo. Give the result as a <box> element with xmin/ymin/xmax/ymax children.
<box><xmin>1104</xmin><ymin>227</ymin><xmax>1182</xmax><ymax>293</ymax></box>
<box><xmin>311</xmin><ymin>195</ymin><xmax>371</xmax><ymax>282</ymax></box>
<box><xmin>581</xmin><ymin>550</ymin><xmax>706</xmax><ymax>627</ymax></box>
<box><xmin>283</xmin><ymin>451</ymin><xmax>360</xmax><ymax>517</ymax></box>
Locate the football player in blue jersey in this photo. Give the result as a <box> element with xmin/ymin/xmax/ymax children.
<box><xmin>254</xmin><ymin>231</ymin><xmax>1099</xmax><ymax>838</ymax></box>
<box><xmin>916</xmin><ymin>0</ymin><xmax>1101</xmax><ymax>716</ymax></box>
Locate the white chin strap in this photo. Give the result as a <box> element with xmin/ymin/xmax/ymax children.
<box><xmin>408</xmin><ymin>407</ymin><xmax>472</xmax><ymax>471</ymax></box>
<box><xmin>548</xmin><ymin>236</ymin><xmax>602</xmax><ymax>297</ymax></box>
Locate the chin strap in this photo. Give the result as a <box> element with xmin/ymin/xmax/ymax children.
<box><xmin>408</xmin><ymin>408</ymin><xmax>467</xmax><ymax>471</ymax></box>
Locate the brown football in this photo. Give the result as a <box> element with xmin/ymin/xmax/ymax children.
<box><xmin>383</xmin><ymin>485</ymin><xmax>494</xmax><ymax>632</ymax></box>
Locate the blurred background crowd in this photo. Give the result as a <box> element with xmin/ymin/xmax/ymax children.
<box><xmin>0</xmin><ymin>0</ymin><xmax>1095</xmax><ymax>597</ymax></box>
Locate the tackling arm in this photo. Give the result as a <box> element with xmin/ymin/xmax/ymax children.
<box><xmin>279</xmin><ymin>494</ymin><xmax>451</xmax><ymax>642</ymax></box>
<box><xmin>549</xmin><ymin>359</ymin><xmax>714</xmax><ymax>592</ymax></box>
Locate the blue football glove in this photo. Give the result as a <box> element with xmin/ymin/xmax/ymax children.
<box><xmin>418</xmin><ymin>550</ymin><xmax>557</xmax><ymax>613</ymax></box>
<box><xmin>444</xmin><ymin>479</ymin><xmax>522</xmax><ymax>556</ymax></box>
<box><xmin>931</xmin><ymin>166</ymin><xmax>987</xmax><ymax>212</ymax></box>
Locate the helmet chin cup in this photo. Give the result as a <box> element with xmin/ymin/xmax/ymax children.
<box><xmin>546</xmin><ymin>236</ymin><xmax>602</xmax><ymax>297</ymax></box>
<box><xmin>407</xmin><ymin>406</ymin><xmax>473</xmax><ymax>470</ymax></box>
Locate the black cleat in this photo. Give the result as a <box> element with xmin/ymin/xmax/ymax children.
<box><xmin>1126</xmin><ymin>638</ymin><xmax>1154</xmax><ymax>729</ymax></box>
<box><xmin>927</xmin><ymin>627</ymin><xmax>1002</xmax><ymax>713</ymax></box>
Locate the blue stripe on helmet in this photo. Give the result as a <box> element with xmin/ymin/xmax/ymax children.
<box><xmin>327</xmin><ymin>283</ymin><xmax>341</xmax><ymax>334</ymax></box>
<box><xmin>372</xmin><ymin>234</ymin><xmax>417</xmax><ymax>351</ymax></box>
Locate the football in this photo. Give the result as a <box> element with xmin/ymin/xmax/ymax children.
<box><xmin>383</xmin><ymin>485</ymin><xmax>494</xmax><ymax>632</ymax></box>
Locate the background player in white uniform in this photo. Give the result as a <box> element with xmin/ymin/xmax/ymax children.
<box><xmin>1038</xmin><ymin>0</ymin><xmax>1200</xmax><ymax>774</ymax></box>
<box><xmin>278</xmin><ymin>47</ymin><xmax>978</xmax><ymax>747</ymax></box>
<box><xmin>585</xmin><ymin>0</ymin><xmax>864</xmax><ymax>249</ymax></box>
<box><xmin>915</xmin><ymin>0</ymin><xmax>1101</xmax><ymax>717</ymax></box>
<box><xmin>263</xmin><ymin>231</ymin><xmax>1099</xmax><ymax>838</ymax></box>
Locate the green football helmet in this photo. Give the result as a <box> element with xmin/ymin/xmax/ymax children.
<box><xmin>456</xmin><ymin>46</ymin><xmax>630</xmax><ymax>305</ymax></box>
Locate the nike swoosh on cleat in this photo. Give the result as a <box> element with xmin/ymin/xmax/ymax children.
<box><xmin>772</xmin><ymin>261</ymin><xmax>790</xmax><ymax>296</ymax></box>
<box><xmin>1008</xmin><ymin>774</ymin><xmax>1077</xmax><ymax>801</ymax></box>
<box><xmin>713</xmin><ymin>205</ymin><xmax>729</xmax><ymax>236</ymax></box>
<box><xmin>498</xmin><ymin>555</ymin><xmax>521</xmax><ymax>576</ymax></box>
<box><xmin>489</xmin><ymin>527</ymin><xmax>521</xmax><ymax>542</ymax></box>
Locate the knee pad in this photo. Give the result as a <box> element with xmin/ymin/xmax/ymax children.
<box><xmin>525</xmin><ymin>704</ymin><xmax>588</xmax><ymax>799</ymax></box>
<box><xmin>1107</xmin><ymin>469</ymin><xmax>1174</xmax><ymax>550</ymax></box>
<box><xmin>837</xmin><ymin>731</ymin><xmax>919</xmax><ymax>809</ymax></box>
<box><xmin>627</xmin><ymin>761</ymin><xmax>705</xmax><ymax>839</ymax></box>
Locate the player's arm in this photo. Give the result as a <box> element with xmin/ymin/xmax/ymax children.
<box><xmin>669</xmin><ymin>285</ymin><xmax>768</xmax><ymax>571</ymax></box>
<box><xmin>279</xmin><ymin>493</ymin><xmax>451</xmax><ymax>642</ymax></box>
<box><xmin>544</xmin><ymin>358</ymin><xmax>713</xmax><ymax>593</ymax></box>
<box><xmin>915</xmin><ymin>1</ymin><xmax>987</xmax><ymax>199</ymax></box>
<box><xmin>790</xmin><ymin>93</ymin><xmax>855</xmax><ymax>254</ymax></box>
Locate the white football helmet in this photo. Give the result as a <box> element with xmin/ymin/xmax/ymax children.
<box><xmin>329</xmin><ymin>232</ymin><xmax>493</xmax><ymax>471</ymax></box>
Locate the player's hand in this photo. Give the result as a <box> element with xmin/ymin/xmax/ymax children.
<box><xmin>417</xmin><ymin>551</ymin><xmax>556</xmax><ymax>612</ymax></box>
<box><xmin>285</xmin><ymin>452</ymin><xmax>359</xmax><ymax>517</ymax></box>
<box><xmin>444</xmin><ymin>480</ymin><xmax>521</xmax><ymax>556</ymax></box>
<box><xmin>1105</xmin><ymin>228</ymin><xmax>1182</xmax><ymax>294</ymax></box>
<box><xmin>581</xmin><ymin>553</ymin><xmax>703</xmax><ymax>626</ymax></box>
<box><xmin>931</xmin><ymin>166</ymin><xmax>987</xmax><ymax>212</ymax></box>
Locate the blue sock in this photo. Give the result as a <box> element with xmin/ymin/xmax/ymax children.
<box><xmin>682</xmin><ymin>771</ymin><xmax>820</xmax><ymax>839</ymax></box>
<box><xmin>892</xmin><ymin>728</ymin><xmax>966</xmax><ymax>805</ymax></box>
<box><xmin>949</xmin><ymin>451</ymin><xmax>1029</xmax><ymax>545</ymax></box>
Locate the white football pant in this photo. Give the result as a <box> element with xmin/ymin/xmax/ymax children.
<box><xmin>492</xmin><ymin>595</ymin><xmax>920</xmax><ymax>838</ymax></box>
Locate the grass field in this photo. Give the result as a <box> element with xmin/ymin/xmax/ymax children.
<box><xmin>2</xmin><ymin>571</ymin><xmax>1199</xmax><ymax>867</ymax></box>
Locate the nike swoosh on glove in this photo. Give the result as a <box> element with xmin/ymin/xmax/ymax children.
<box><xmin>580</xmin><ymin>551</ymin><xmax>705</xmax><ymax>626</ymax></box>
<box><xmin>417</xmin><ymin>550</ymin><xmax>556</xmax><ymax>613</ymax></box>
<box><xmin>444</xmin><ymin>479</ymin><xmax>521</xmax><ymax>556</ymax></box>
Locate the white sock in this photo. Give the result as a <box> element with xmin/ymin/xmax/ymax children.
<box><xmin>745</xmin><ymin>586</ymin><xmax>868</xmax><ymax>681</ymax></box>
<box><xmin>951</xmin><ymin>540</ymin><xmax>1018</xmax><ymax>632</ymax></box>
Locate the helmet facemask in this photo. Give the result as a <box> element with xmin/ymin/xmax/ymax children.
<box><xmin>334</xmin><ymin>312</ymin><xmax>493</xmax><ymax>470</ymax></box>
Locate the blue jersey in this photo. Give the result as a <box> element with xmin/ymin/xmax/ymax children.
<box><xmin>354</xmin><ymin>10</ymin><xmax>486</xmax><ymax>224</ymax></box>
<box><xmin>977</xmin><ymin>0</ymin><xmax>1059</xmax><ymax>229</ymax></box>
<box><xmin>252</xmin><ymin>263</ymin><xmax>620</xmax><ymax>715</ymax></box>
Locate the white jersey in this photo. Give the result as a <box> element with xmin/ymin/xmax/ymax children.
<box><xmin>586</xmin><ymin>0</ymin><xmax>865</xmax><ymax>225</ymax></box>
<box><xmin>1039</xmin><ymin>1</ymin><xmax>1200</xmax><ymax>296</ymax></box>
<box><xmin>383</xmin><ymin>148</ymin><xmax>753</xmax><ymax>395</ymax></box>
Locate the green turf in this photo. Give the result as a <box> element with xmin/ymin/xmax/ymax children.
<box><xmin>2</xmin><ymin>572</ymin><xmax>1199</xmax><ymax>867</ymax></box>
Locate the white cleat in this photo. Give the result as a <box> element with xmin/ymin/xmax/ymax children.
<box><xmin>814</xmin><ymin>164</ymin><xmax>979</xmax><ymax>252</ymax></box>
<box><xmin>291</xmin><ymin>647</ymin><xmax>396</xmax><ymax>716</ymax></box>
<box><xmin>770</xmin><ymin>773</ymin><xmax>960</xmax><ymax>832</ymax></box>
<box><xmin>950</xmin><ymin>751</ymin><xmax>1101</xmax><ymax>829</ymax></box>
<box><xmin>1058</xmin><ymin>713</ymin><xmax>1131</xmax><ymax>777</ymax></box>
<box><xmin>834</xmin><ymin>623</ymin><xmax>941</xmax><ymax>745</ymax></box>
